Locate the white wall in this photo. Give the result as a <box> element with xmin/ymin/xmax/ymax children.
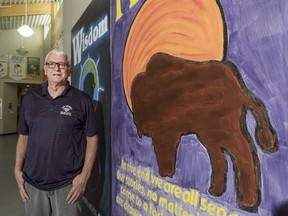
<box><xmin>0</xmin><ymin>28</ymin><xmax>44</xmax><ymax>135</ymax></box>
<box><xmin>0</xmin><ymin>28</ymin><xmax>44</xmax><ymax>70</ymax></box>
<box><xmin>0</xmin><ymin>82</ymin><xmax>18</xmax><ymax>134</ymax></box>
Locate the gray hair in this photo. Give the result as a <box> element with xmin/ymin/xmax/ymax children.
<box><xmin>44</xmin><ymin>49</ymin><xmax>70</xmax><ymax>66</ymax></box>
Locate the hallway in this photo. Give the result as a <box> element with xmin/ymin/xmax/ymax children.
<box><xmin>0</xmin><ymin>134</ymin><xmax>25</xmax><ymax>216</ymax></box>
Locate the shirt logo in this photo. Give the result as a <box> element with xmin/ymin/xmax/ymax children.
<box><xmin>60</xmin><ymin>105</ymin><xmax>72</xmax><ymax>116</ymax></box>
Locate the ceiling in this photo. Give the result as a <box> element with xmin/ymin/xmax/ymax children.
<box><xmin>0</xmin><ymin>0</ymin><xmax>56</xmax><ymax>32</ymax></box>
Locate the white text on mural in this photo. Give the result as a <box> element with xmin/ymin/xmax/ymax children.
<box><xmin>116</xmin><ymin>158</ymin><xmax>240</xmax><ymax>216</ymax></box>
<box><xmin>72</xmin><ymin>15</ymin><xmax>108</xmax><ymax>66</ymax></box>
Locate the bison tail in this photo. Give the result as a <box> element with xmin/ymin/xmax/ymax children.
<box><xmin>245</xmin><ymin>96</ymin><xmax>279</xmax><ymax>153</ymax></box>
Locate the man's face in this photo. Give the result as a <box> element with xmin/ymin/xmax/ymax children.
<box><xmin>44</xmin><ymin>54</ymin><xmax>71</xmax><ymax>84</ymax></box>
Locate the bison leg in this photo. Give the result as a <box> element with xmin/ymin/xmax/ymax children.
<box><xmin>206</xmin><ymin>147</ymin><xmax>227</xmax><ymax>196</ymax></box>
<box><xmin>152</xmin><ymin>133</ymin><xmax>181</xmax><ymax>177</ymax></box>
<box><xmin>231</xmin><ymin>147</ymin><xmax>260</xmax><ymax>211</ymax></box>
<box><xmin>225</xmin><ymin>128</ymin><xmax>260</xmax><ymax>212</ymax></box>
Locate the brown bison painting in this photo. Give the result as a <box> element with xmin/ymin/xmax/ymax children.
<box><xmin>130</xmin><ymin>52</ymin><xmax>279</xmax><ymax>212</ymax></box>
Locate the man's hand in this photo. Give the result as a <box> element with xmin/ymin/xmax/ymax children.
<box><xmin>14</xmin><ymin>170</ymin><xmax>29</xmax><ymax>203</ymax></box>
<box><xmin>67</xmin><ymin>135</ymin><xmax>98</xmax><ymax>204</ymax></box>
<box><xmin>66</xmin><ymin>173</ymin><xmax>88</xmax><ymax>204</ymax></box>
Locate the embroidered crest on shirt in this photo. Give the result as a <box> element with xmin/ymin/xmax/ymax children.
<box><xmin>60</xmin><ymin>105</ymin><xmax>72</xmax><ymax>116</ymax></box>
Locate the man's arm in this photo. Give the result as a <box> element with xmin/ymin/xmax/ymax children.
<box><xmin>14</xmin><ymin>134</ymin><xmax>29</xmax><ymax>203</ymax></box>
<box><xmin>67</xmin><ymin>135</ymin><xmax>98</xmax><ymax>204</ymax></box>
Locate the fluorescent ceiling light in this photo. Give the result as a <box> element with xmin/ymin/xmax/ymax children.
<box><xmin>17</xmin><ymin>25</ymin><xmax>34</xmax><ymax>37</ymax></box>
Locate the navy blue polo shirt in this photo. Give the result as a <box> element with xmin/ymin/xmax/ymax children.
<box><xmin>18</xmin><ymin>82</ymin><xmax>98</xmax><ymax>191</ymax></box>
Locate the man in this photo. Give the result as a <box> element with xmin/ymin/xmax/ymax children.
<box><xmin>14</xmin><ymin>49</ymin><xmax>98</xmax><ymax>216</ymax></box>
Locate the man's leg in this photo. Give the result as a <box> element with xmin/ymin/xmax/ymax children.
<box><xmin>50</xmin><ymin>184</ymin><xmax>82</xmax><ymax>216</ymax></box>
<box><xmin>25</xmin><ymin>182</ymin><xmax>52</xmax><ymax>216</ymax></box>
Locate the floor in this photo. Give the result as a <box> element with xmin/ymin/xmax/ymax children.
<box><xmin>0</xmin><ymin>133</ymin><xmax>25</xmax><ymax>216</ymax></box>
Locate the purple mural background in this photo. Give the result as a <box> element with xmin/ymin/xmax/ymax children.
<box><xmin>111</xmin><ymin>0</ymin><xmax>288</xmax><ymax>215</ymax></box>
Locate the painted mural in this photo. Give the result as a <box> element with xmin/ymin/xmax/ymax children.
<box><xmin>112</xmin><ymin>0</ymin><xmax>288</xmax><ymax>215</ymax></box>
<box><xmin>71</xmin><ymin>0</ymin><xmax>111</xmax><ymax>215</ymax></box>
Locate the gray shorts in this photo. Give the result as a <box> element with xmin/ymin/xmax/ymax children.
<box><xmin>24</xmin><ymin>182</ymin><xmax>82</xmax><ymax>216</ymax></box>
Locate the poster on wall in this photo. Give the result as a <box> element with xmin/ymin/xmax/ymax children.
<box><xmin>9</xmin><ymin>55</ymin><xmax>26</xmax><ymax>80</ymax></box>
<box><xmin>27</xmin><ymin>57</ymin><xmax>40</xmax><ymax>78</ymax></box>
<box><xmin>111</xmin><ymin>0</ymin><xmax>288</xmax><ymax>216</ymax></box>
<box><xmin>0</xmin><ymin>54</ymin><xmax>8</xmax><ymax>78</ymax></box>
<box><xmin>71</xmin><ymin>0</ymin><xmax>111</xmax><ymax>215</ymax></box>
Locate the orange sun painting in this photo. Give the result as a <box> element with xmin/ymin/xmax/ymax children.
<box><xmin>123</xmin><ymin>0</ymin><xmax>226</xmax><ymax>110</ymax></box>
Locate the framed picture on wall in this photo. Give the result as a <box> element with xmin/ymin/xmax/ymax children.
<box><xmin>9</xmin><ymin>55</ymin><xmax>26</xmax><ymax>81</ymax></box>
<box><xmin>0</xmin><ymin>54</ymin><xmax>8</xmax><ymax>78</ymax></box>
<box><xmin>27</xmin><ymin>57</ymin><xmax>40</xmax><ymax>78</ymax></box>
